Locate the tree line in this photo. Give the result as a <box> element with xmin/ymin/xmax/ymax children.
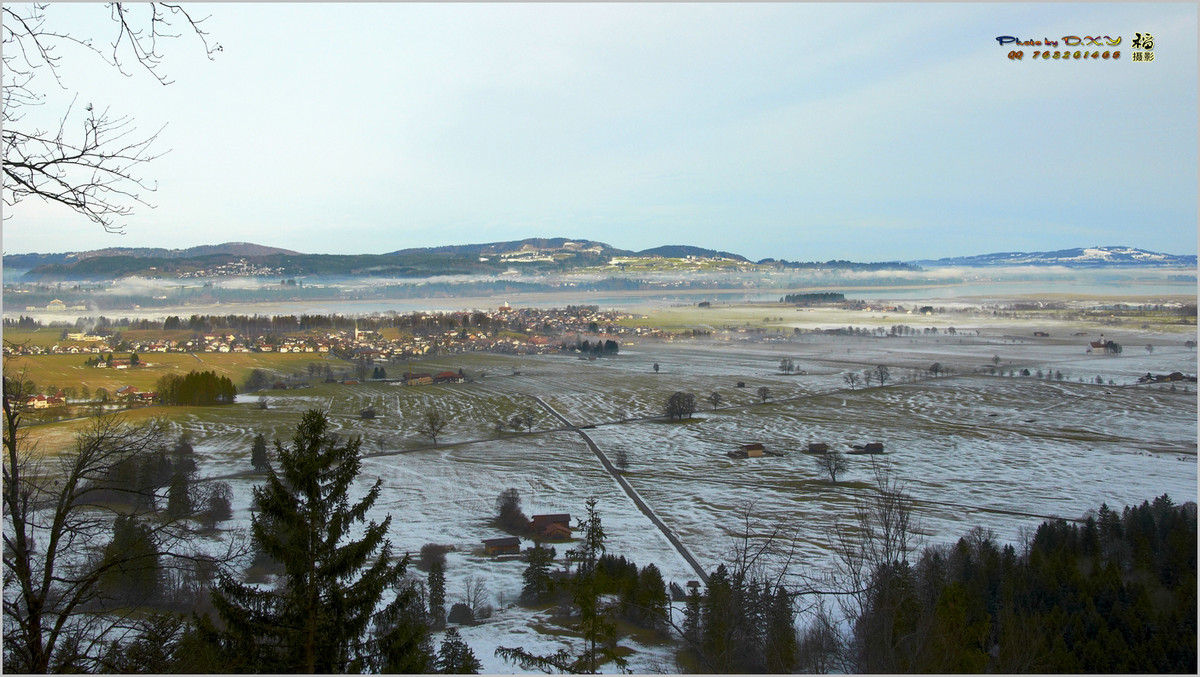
<box><xmin>828</xmin><ymin>495</ymin><xmax>1196</xmax><ymax>673</ymax></box>
<box><xmin>155</xmin><ymin>370</ymin><xmax>236</xmax><ymax>406</ymax></box>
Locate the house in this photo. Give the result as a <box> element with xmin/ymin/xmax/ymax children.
<box><xmin>434</xmin><ymin>371</ymin><xmax>464</xmax><ymax>384</ymax></box>
<box><xmin>482</xmin><ymin>536</ymin><xmax>521</xmax><ymax>556</ymax></box>
<box><xmin>530</xmin><ymin>514</ymin><xmax>572</xmax><ymax>540</ymax></box>
<box><xmin>808</xmin><ymin>442</ymin><xmax>828</xmax><ymax>453</ymax></box>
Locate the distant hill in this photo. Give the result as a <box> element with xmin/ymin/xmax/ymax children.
<box><xmin>6</xmin><ymin>240</ymin><xmax>1194</xmax><ymax>282</ymax></box>
<box><xmin>388</xmin><ymin>238</ymin><xmax>629</xmax><ymax>257</ymax></box>
<box><xmin>915</xmin><ymin>246</ymin><xmax>1197</xmax><ymax>268</ymax></box>
<box><xmin>3</xmin><ymin>242</ymin><xmax>300</xmax><ymax>270</ymax></box>
<box><xmin>635</xmin><ymin>245</ymin><xmax>749</xmax><ymax>262</ymax></box>
<box><xmin>74</xmin><ymin>242</ymin><xmax>302</xmax><ymax>260</ymax></box>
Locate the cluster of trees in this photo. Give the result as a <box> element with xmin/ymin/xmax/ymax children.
<box><xmin>3</xmin><ymin>374</ymin><xmax>238</xmax><ymax>673</ymax></box>
<box><xmin>680</xmin><ymin>564</ymin><xmax>799</xmax><ymax>673</ymax></box>
<box><xmin>566</xmin><ymin>339</ymin><xmax>619</xmax><ymax>356</ymax></box>
<box><xmin>665</xmin><ymin>391</ymin><xmax>697</xmax><ymax>420</ymax></box>
<box><xmin>494</xmin><ymin>487</ymin><xmax>532</xmax><ymax>535</ymax></box>
<box><xmin>843</xmin><ymin>365</ymin><xmax>890</xmax><ymax>389</ymax></box>
<box><xmin>833</xmin><ymin>495</ymin><xmax>1196</xmax><ymax>673</ymax></box>
<box><xmin>83</xmin><ymin>352</ymin><xmax>139</xmax><ymax>368</ymax></box>
<box><xmin>503</xmin><ymin>406</ymin><xmax>538</xmax><ymax>434</ymax></box>
<box><xmin>155</xmin><ymin>370</ymin><xmax>236</xmax><ymax>406</ymax></box>
<box><xmin>780</xmin><ymin>292</ymin><xmax>845</xmax><ymax>304</ymax></box>
<box><xmin>499</xmin><ymin>499</ymin><xmax>630</xmax><ymax>673</ymax></box>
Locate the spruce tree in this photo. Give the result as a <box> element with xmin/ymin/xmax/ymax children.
<box><xmin>165</xmin><ymin>471</ymin><xmax>191</xmax><ymax>520</ymax></box>
<box><xmin>250</xmin><ymin>432</ymin><xmax>269</xmax><ymax>471</ymax></box>
<box><xmin>520</xmin><ymin>545</ymin><xmax>557</xmax><ymax>604</ymax></box>
<box><xmin>435</xmin><ymin>628</ymin><xmax>481</xmax><ymax>674</ymax></box>
<box><xmin>764</xmin><ymin>586</ymin><xmax>798</xmax><ymax>672</ymax></box>
<box><xmin>429</xmin><ymin>560</ymin><xmax>447</xmax><ymax>630</ymax></box>
<box><xmin>208</xmin><ymin>409</ymin><xmax>415</xmax><ymax>672</ymax></box>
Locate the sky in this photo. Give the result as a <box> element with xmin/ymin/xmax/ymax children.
<box><xmin>2</xmin><ymin>2</ymin><xmax>1197</xmax><ymax>262</ymax></box>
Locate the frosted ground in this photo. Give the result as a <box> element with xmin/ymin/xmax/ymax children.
<box><xmin>169</xmin><ymin>310</ymin><xmax>1195</xmax><ymax>673</ymax></box>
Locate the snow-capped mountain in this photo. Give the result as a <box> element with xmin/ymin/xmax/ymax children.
<box><xmin>915</xmin><ymin>246</ymin><xmax>1196</xmax><ymax>268</ymax></box>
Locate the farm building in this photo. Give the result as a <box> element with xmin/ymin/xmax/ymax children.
<box><xmin>851</xmin><ymin>442</ymin><xmax>884</xmax><ymax>454</ymax></box>
<box><xmin>808</xmin><ymin>442</ymin><xmax>828</xmax><ymax>453</ymax></box>
<box><xmin>530</xmin><ymin>514</ymin><xmax>572</xmax><ymax>540</ymax></box>
<box><xmin>729</xmin><ymin>443</ymin><xmax>767</xmax><ymax>459</ymax></box>
<box><xmin>482</xmin><ymin>536</ymin><xmax>521</xmax><ymax>556</ymax></box>
<box><xmin>403</xmin><ymin>373</ymin><xmax>434</xmax><ymax>386</ymax></box>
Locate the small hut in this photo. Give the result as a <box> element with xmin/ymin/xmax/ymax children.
<box><xmin>482</xmin><ymin>536</ymin><xmax>521</xmax><ymax>556</ymax></box>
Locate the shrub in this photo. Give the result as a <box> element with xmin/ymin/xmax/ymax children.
<box><xmin>447</xmin><ymin>602</ymin><xmax>474</xmax><ymax>625</ymax></box>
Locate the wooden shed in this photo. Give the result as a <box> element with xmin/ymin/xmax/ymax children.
<box><xmin>482</xmin><ymin>536</ymin><xmax>521</xmax><ymax>556</ymax></box>
<box><xmin>808</xmin><ymin>442</ymin><xmax>828</xmax><ymax>453</ymax></box>
<box><xmin>741</xmin><ymin>443</ymin><xmax>765</xmax><ymax>458</ymax></box>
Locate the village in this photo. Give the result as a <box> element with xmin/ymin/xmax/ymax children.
<box><xmin>2</xmin><ymin>304</ymin><xmax>671</xmax><ymax>361</ymax></box>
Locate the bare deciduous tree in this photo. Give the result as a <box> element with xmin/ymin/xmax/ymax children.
<box><xmin>843</xmin><ymin>372</ymin><xmax>860</xmax><ymax>389</ymax></box>
<box><xmin>873</xmin><ymin>365</ymin><xmax>890</xmax><ymax>386</ymax></box>
<box><xmin>664</xmin><ymin>391</ymin><xmax>696</xmax><ymax>420</ymax></box>
<box><xmin>830</xmin><ymin>460</ymin><xmax>920</xmax><ymax>672</ymax></box>
<box><xmin>416</xmin><ymin>407</ymin><xmax>449</xmax><ymax>445</ymax></box>
<box><xmin>814</xmin><ymin>449</ymin><xmax>849</xmax><ymax>482</ymax></box>
<box><xmin>3</xmin><ymin>374</ymin><xmax>239</xmax><ymax>673</ymax></box>
<box><xmin>2</xmin><ymin>3</ymin><xmax>221</xmax><ymax>233</ymax></box>
<box><xmin>757</xmin><ymin>386</ymin><xmax>771</xmax><ymax>403</ymax></box>
<box><xmin>459</xmin><ymin>575</ymin><xmax>492</xmax><ymax>620</ymax></box>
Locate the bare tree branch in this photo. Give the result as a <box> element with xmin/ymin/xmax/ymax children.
<box><xmin>2</xmin><ymin>2</ymin><xmax>219</xmax><ymax>233</ymax></box>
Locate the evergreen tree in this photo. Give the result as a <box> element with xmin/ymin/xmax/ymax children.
<box><xmin>429</xmin><ymin>560</ymin><xmax>447</xmax><ymax>630</ymax></box>
<box><xmin>683</xmin><ymin>585</ymin><xmax>702</xmax><ymax>647</ymax></box>
<box><xmin>700</xmin><ymin>564</ymin><xmax>736</xmax><ymax>672</ymax></box>
<box><xmin>171</xmin><ymin>433</ymin><xmax>197</xmax><ymax>475</ymax></box>
<box><xmin>567</xmin><ymin>498</ymin><xmax>624</xmax><ymax>673</ymax></box>
<box><xmin>250</xmin><ymin>432</ymin><xmax>269</xmax><ymax>471</ymax></box>
<box><xmin>165</xmin><ymin>471</ymin><xmax>191</xmax><ymax>520</ymax></box>
<box><xmin>208</xmin><ymin>409</ymin><xmax>415</xmax><ymax>672</ymax></box>
<box><xmin>520</xmin><ymin>545</ymin><xmax>557</xmax><ymax>604</ymax></box>
<box><xmin>435</xmin><ymin>628</ymin><xmax>481</xmax><ymax>674</ymax></box>
<box><xmin>763</xmin><ymin>586</ymin><xmax>798</xmax><ymax>672</ymax></box>
<box><xmin>97</xmin><ymin>515</ymin><xmax>160</xmax><ymax>607</ymax></box>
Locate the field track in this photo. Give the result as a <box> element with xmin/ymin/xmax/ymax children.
<box><xmin>530</xmin><ymin>394</ymin><xmax>710</xmax><ymax>583</ymax></box>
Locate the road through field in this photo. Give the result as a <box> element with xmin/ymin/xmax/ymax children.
<box><xmin>528</xmin><ymin>394</ymin><xmax>710</xmax><ymax>584</ymax></box>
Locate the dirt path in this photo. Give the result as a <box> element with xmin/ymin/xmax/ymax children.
<box><xmin>528</xmin><ymin>394</ymin><xmax>710</xmax><ymax>584</ymax></box>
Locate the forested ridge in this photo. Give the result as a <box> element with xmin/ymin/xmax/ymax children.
<box><xmin>843</xmin><ymin>495</ymin><xmax>1196</xmax><ymax>673</ymax></box>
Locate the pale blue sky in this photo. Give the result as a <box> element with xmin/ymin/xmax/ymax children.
<box><xmin>4</xmin><ymin>2</ymin><xmax>1196</xmax><ymax>261</ymax></box>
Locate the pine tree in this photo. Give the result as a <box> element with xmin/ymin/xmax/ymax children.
<box><xmin>764</xmin><ymin>586</ymin><xmax>798</xmax><ymax>672</ymax></box>
<box><xmin>520</xmin><ymin>545</ymin><xmax>557</xmax><ymax>604</ymax></box>
<box><xmin>568</xmin><ymin>498</ymin><xmax>624</xmax><ymax>673</ymax></box>
<box><xmin>98</xmin><ymin>515</ymin><xmax>160</xmax><ymax>606</ymax></box>
<box><xmin>208</xmin><ymin>409</ymin><xmax>415</xmax><ymax>672</ymax></box>
<box><xmin>429</xmin><ymin>560</ymin><xmax>447</xmax><ymax>630</ymax></box>
<box><xmin>435</xmin><ymin>628</ymin><xmax>481</xmax><ymax>674</ymax></box>
<box><xmin>165</xmin><ymin>471</ymin><xmax>191</xmax><ymax>520</ymax></box>
<box><xmin>250</xmin><ymin>432</ymin><xmax>269</xmax><ymax>471</ymax></box>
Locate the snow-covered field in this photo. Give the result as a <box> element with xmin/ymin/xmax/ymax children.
<box><xmin>168</xmin><ymin>315</ymin><xmax>1196</xmax><ymax>673</ymax></box>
